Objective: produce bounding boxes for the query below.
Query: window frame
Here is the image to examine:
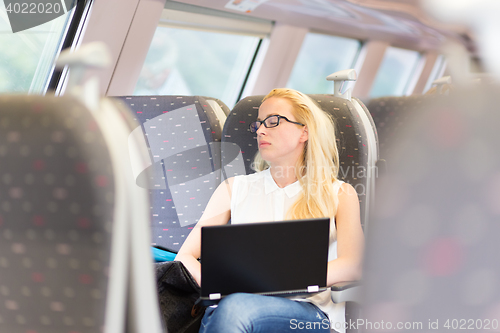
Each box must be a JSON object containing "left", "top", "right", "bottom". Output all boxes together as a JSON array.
[
  {"left": 285, "top": 30, "right": 363, "bottom": 95},
  {"left": 423, "top": 54, "right": 447, "bottom": 94},
  {"left": 47, "top": 0, "right": 95, "bottom": 95}
]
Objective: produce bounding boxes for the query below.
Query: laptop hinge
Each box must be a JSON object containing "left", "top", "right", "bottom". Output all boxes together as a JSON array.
[
  {"left": 209, "top": 293, "right": 221, "bottom": 300},
  {"left": 307, "top": 285, "right": 319, "bottom": 293}
]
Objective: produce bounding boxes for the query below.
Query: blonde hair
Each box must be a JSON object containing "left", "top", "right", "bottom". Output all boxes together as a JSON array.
[{"left": 253, "top": 88, "right": 340, "bottom": 219}]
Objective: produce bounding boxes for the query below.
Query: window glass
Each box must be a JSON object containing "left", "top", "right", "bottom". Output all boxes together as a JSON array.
[
  {"left": 370, "top": 46, "right": 421, "bottom": 98},
  {"left": 134, "top": 26, "right": 260, "bottom": 108},
  {"left": 286, "top": 33, "right": 361, "bottom": 94},
  {"left": 0, "top": 4, "right": 72, "bottom": 94},
  {"left": 423, "top": 55, "right": 446, "bottom": 93}
]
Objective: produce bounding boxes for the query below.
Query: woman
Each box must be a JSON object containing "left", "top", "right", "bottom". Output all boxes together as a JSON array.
[{"left": 175, "top": 88, "right": 364, "bottom": 332}]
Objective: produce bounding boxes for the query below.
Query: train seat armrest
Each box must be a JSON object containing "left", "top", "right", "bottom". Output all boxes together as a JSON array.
[{"left": 330, "top": 281, "right": 362, "bottom": 304}]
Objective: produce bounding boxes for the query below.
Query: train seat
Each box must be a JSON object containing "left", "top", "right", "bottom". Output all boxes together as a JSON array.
[
  {"left": 362, "top": 84, "right": 500, "bottom": 331},
  {"left": 222, "top": 92, "right": 378, "bottom": 229},
  {"left": 0, "top": 94, "right": 161, "bottom": 333},
  {"left": 115, "top": 95, "right": 229, "bottom": 253},
  {"left": 367, "top": 94, "right": 449, "bottom": 173},
  {"left": 221, "top": 85, "right": 379, "bottom": 332},
  {"left": 203, "top": 96, "right": 231, "bottom": 118},
  {"left": 367, "top": 77, "right": 453, "bottom": 168}
]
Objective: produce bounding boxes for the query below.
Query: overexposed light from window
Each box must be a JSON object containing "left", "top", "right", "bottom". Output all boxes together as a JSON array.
[
  {"left": 286, "top": 33, "right": 361, "bottom": 94},
  {"left": 134, "top": 26, "right": 261, "bottom": 108},
  {"left": 370, "top": 46, "right": 421, "bottom": 98}
]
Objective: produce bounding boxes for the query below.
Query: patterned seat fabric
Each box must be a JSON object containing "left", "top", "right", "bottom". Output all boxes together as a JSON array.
[
  {"left": 367, "top": 95, "right": 442, "bottom": 163},
  {"left": 362, "top": 85, "right": 500, "bottom": 330},
  {"left": 222, "top": 94, "right": 378, "bottom": 228},
  {"left": 116, "top": 95, "right": 227, "bottom": 251},
  {"left": 0, "top": 95, "right": 115, "bottom": 332}
]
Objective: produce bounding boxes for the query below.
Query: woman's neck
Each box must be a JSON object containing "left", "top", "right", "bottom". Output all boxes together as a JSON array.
[{"left": 269, "top": 164, "right": 298, "bottom": 188}]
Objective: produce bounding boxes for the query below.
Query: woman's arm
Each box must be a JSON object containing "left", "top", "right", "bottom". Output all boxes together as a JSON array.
[
  {"left": 326, "top": 182, "right": 364, "bottom": 286},
  {"left": 175, "top": 177, "right": 234, "bottom": 286}
]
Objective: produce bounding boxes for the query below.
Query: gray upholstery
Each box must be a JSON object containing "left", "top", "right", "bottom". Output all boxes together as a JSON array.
[
  {"left": 362, "top": 85, "right": 500, "bottom": 330},
  {"left": 367, "top": 95, "right": 442, "bottom": 164},
  {"left": 0, "top": 95, "right": 115, "bottom": 332},
  {"left": 116, "top": 95, "right": 227, "bottom": 251}
]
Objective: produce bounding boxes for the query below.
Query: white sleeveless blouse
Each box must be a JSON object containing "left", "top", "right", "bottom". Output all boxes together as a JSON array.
[{"left": 230, "top": 168, "right": 346, "bottom": 333}]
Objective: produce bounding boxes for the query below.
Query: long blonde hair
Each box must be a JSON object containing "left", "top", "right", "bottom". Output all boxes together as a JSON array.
[{"left": 253, "top": 88, "right": 340, "bottom": 219}]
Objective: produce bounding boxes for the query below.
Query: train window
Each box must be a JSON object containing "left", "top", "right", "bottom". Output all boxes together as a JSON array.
[
  {"left": 369, "top": 46, "right": 421, "bottom": 98},
  {"left": 423, "top": 54, "right": 447, "bottom": 93},
  {"left": 134, "top": 3, "right": 271, "bottom": 107},
  {"left": 134, "top": 26, "right": 260, "bottom": 107},
  {"left": 0, "top": 4, "right": 76, "bottom": 94},
  {"left": 286, "top": 33, "right": 361, "bottom": 94}
]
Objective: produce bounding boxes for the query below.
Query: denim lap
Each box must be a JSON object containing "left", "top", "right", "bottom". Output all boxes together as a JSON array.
[{"left": 200, "top": 293, "right": 331, "bottom": 333}]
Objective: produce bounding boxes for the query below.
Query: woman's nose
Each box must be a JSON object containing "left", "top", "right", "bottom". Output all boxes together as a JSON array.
[
  {"left": 255, "top": 124, "right": 266, "bottom": 136},
  {"left": 256, "top": 123, "right": 266, "bottom": 135}
]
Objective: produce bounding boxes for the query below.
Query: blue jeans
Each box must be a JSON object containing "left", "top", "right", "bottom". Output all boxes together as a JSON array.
[{"left": 199, "top": 293, "right": 331, "bottom": 332}]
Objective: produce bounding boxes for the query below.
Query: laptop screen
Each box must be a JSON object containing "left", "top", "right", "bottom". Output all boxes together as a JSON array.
[{"left": 201, "top": 218, "right": 330, "bottom": 299}]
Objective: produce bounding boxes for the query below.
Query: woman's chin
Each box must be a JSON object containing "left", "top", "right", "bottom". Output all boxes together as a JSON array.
[{"left": 258, "top": 151, "right": 273, "bottom": 163}]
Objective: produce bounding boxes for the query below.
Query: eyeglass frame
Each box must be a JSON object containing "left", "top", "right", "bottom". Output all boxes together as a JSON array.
[{"left": 249, "top": 114, "right": 305, "bottom": 133}]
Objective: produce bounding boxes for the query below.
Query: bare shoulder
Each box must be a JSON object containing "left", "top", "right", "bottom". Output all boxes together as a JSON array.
[
  {"left": 197, "top": 177, "right": 235, "bottom": 225},
  {"left": 338, "top": 182, "right": 358, "bottom": 198},
  {"left": 225, "top": 176, "right": 236, "bottom": 184},
  {"left": 214, "top": 176, "right": 236, "bottom": 194},
  {"left": 336, "top": 182, "right": 361, "bottom": 218}
]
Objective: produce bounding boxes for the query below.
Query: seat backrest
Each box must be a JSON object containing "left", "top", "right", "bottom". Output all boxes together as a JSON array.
[
  {"left": 98, "top": 97, "right": 163, "bottom": 333},
  {"left": 203, "top": 96, "right": 231, "bottom": 116},
  {"left": 0, "top": 95, "right": 122, "bottom": 333},
  {"left": 221, "top": 94, "right": 378, "bottom": 228},
  {"left": 362, "top": 85, "right": 500, "bottom": 329},
  {"left": 367, "top": 95, "right": 443, "bottom": 163},
  {"left": 116, "top": 95, "right": 228, "bottom": 251}
]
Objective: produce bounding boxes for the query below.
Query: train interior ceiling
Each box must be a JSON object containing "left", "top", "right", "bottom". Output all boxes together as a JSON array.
[
  {"left": 1, "top": 0, "right": 500, "bottom": 332},
  {"left": 1, "top": 0, "right": 493, "bottom": 104},
  {"left": 80, "top": 0, "right": 485, "bottom": 105}
]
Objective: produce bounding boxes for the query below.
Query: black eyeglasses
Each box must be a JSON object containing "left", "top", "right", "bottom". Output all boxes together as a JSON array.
[{"left": 249, "top": 115, "right": 305, "bottom": 133}]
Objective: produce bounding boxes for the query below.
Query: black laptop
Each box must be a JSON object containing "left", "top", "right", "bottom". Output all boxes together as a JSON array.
[{"left": 199, "top": 218, "right": 330, "bottom": 305}]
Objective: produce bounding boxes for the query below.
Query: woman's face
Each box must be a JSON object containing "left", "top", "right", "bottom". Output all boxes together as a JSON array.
[{"left": 256, "top": 97, "right": 308, "bottom": 167}]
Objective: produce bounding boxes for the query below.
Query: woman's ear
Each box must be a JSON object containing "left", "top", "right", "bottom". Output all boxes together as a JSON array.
[{"left": 300, "top": 126, "right": 308, "bottom": 143}]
